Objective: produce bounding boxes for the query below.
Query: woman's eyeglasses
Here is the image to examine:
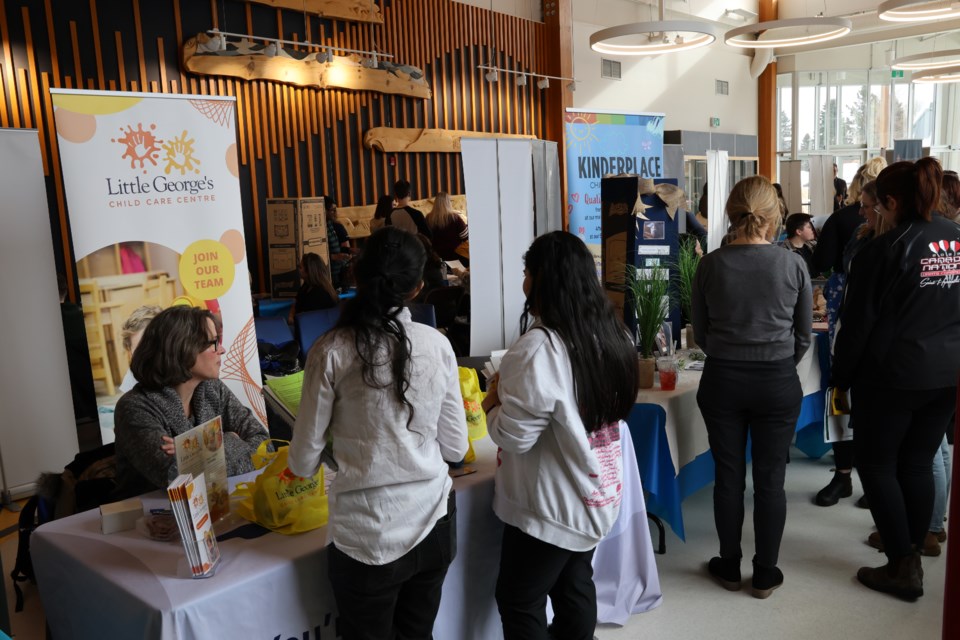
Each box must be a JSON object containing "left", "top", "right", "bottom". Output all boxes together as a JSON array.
[{"left": 203, "top": 335, "right": 223, "bottom": 351}]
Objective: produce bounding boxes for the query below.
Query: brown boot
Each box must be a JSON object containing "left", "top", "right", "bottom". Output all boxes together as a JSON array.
[
  {"left": 921, "top": 531, "right": 941, "bottom": 557},
  {"left": 934, "top": 529, "right": 947, "bottom": 543},
  {"left": 857, "top": 553, "right": 923, "bottom": 601}
]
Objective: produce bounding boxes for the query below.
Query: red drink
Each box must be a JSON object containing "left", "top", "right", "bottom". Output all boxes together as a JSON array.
[{"left": 660, "top": 370, "right": 677, "bottom": 391}]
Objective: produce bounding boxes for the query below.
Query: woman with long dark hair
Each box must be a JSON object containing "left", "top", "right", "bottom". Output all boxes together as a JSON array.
[
  {"left": 482, "top": 231, "right": 638, "bottom": 640},
  {"left": 692, "top": 175, "right": 812, "bottom": 599},
  {"left": 833, "top": 157, "right": 960, "bottom": 601},
  {"left": 287, "top": 252, "right": 338, "bottom": 324},
  {"left": 287, "top": 226, "right": 469, "bottom": 638}
]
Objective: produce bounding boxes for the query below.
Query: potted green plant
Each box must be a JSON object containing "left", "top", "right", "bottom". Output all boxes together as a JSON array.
[
  {"left": 626, "top": 264, "right": 673, "bottom": 388},
  {"left": 674, "top": 237, "right": 702, "bottom": 349}
]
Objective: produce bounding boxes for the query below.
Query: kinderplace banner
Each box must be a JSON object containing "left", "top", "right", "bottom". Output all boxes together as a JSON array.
[
  {"left": 51, "top": 89, "right": 264, "bottom": 424},
  {"left": 564, "top": 110, "right": 664, "bottom": 270}
]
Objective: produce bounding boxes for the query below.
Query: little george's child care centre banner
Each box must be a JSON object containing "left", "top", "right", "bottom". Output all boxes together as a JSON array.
[
  {"left": 51, "top": 90, "right": 265, "bottom": 424},
  {"left": 564, "top": 110, "right": 665, "bottom": 270}
]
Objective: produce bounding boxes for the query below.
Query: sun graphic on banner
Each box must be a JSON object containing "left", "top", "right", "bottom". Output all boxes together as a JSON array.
[
  {"left": 565, "top": 114, "right": 600, "bottom": 156},
  {"left": 112, "top": 123, "right": 162, "bottom": 173},
  {"left": 162, "top": 130, "right": 202, "bottom": 175},
  {"left": 221, "top": 315, "right": 266, "bottom": 425}
]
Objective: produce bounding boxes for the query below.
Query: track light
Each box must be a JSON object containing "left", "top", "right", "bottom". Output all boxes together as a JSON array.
[
  {"left": 263, "top": 43, "right": 278, "bottom": 58},
  {"left": 485, "top": 70, "right": 499, "bottom": 82},
  {"left": 516, "top": 73, "right": 527, "bottom": 86},
  {"left": 537, "top": 77, "right": 550, "bottom": 89}
]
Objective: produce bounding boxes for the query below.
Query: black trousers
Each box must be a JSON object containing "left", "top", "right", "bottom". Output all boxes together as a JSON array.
[
  {"left": 832, "top": 440, "right": 855, "bottom": 471},
  {"left": 697, "top": 357, "right": 802, "bottom": 568},
  {"left": 327, "top": 492, "right": 457, "bottom": 640},
  {"left": 852, "top": 385, "right": 956, "bottom": 559},
  {"left": 495, "top": 525, "right": 597, "bottom": 640}
]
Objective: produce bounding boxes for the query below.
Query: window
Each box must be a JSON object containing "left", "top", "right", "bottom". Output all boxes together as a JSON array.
[{"left": 777, "top": 73, "right": 792, "bottom": 153}]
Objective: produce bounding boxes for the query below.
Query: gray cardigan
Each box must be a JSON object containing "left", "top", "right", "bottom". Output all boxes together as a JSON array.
[
  {"left": 692, "top": 243, "right": 812, "bottom": 364},
  {"left": 114, "top": 379, "right": 269, "bottom": 497}
]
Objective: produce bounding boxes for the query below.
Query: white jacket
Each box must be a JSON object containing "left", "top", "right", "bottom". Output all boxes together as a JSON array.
[
  {"left": 488, "top": 325, "right": 623, "bottom": 552},
  {"left": 289, "top": 308, "right": 469, "bottom": 565}
]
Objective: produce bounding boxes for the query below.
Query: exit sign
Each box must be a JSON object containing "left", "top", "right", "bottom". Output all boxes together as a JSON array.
[
  {"left": 891, "top": 70, "right": 904, "bottom": 78},
  {"left": 709, "top": 117, "right": 720, "bottom": 127}
]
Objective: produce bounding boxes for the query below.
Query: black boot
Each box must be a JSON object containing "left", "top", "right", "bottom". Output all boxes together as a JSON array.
[
  {"left": 707, "top": 556, "right": 741, "bottom": 591},
  {"left": 751, "top": 558, "right": 784, "bottom": 599},
  {"left": 815, "top": 470, "right": 852, "bottom": 506},
  {"left": 857, "top": 553, "right": 923, "bottom": 602}
]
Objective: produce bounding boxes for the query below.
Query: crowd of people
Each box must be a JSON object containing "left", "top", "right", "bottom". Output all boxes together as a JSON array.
[{"left": 103, "top": 156, "right": 958, "bottom": 638}]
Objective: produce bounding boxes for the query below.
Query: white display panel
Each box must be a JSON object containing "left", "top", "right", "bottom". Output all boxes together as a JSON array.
[{"left": 0, "top": 129, "right": 79, "bottom": 495}]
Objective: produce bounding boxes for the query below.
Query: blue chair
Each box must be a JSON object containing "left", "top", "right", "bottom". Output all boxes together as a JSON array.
[
  {"left": 408, "top": 303, "right": 437, "bottom": 328},
  {"left": 295, "top": 307, "right": 341, "bottom": 359},
  {"left": 254, "top": 315, "right": 294, "bottom": 347}
]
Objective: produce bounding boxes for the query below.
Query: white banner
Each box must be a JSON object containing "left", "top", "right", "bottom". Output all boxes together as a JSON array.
[
  {"left": 51, "top": 90, "right": 264, "bottom": 424},
  {"left": 0, "top": 129, "right": 79, "bottom": 495}
]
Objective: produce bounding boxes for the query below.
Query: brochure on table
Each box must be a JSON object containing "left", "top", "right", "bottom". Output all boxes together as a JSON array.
[
  {"left": 174, "top": 416, "right": 229, "bottom": 522},
  {"left": 167, "top": 472, "right": 220, "bottom": 578}
]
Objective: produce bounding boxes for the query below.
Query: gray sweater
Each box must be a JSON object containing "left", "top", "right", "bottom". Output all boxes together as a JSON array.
[
  {"left": 114, "top": 379, "right": 269, "bottom": 497},
  {"left": 691, "top": 244, "right": 812, "bottom": 363}
]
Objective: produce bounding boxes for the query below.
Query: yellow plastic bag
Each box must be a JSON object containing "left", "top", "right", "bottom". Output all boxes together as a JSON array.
[
  {"left": 232, "top": 439, "right": 328, "bottom": 535},
  {"left": 458, "top": 367, "right": 487, "bottom": 463}
]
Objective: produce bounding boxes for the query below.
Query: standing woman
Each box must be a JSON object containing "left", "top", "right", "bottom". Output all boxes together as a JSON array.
[
  {"left": 482, "top": 231, "right": 638, "bottom": 640},
  {"left": 833, "top": 158, "right": 960, "bottom": 601},
  {"left": 692, "top": 176, "right": 812, "bottom": 598},
  {"left": 287, "top": 227, "right": 469, "bottom": 639}
]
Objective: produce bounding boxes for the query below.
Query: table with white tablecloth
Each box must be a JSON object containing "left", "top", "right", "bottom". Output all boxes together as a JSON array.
[{"left": 33, "top": 424, "right": 661, "bottom": 639}]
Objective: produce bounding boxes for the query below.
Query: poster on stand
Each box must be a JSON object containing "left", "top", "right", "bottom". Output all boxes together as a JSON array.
[
  {"left": 564, "top": 110, "right": 664, "bottom": 273},
  {"left": 51, "top": 89, "right": 264, "bottom": 426}
]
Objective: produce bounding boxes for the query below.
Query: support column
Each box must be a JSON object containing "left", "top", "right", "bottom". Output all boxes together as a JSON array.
[
  {"left": 757, "top": 0, "right": 778, "bottom": 179},
  {"left": 542, "top": 0, "right": 574, "bottom": 229}
]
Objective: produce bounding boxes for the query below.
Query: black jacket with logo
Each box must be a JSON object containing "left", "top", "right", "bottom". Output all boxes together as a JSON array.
[{"left": 833, "top": 215, "right": 960, "bottom": 391}]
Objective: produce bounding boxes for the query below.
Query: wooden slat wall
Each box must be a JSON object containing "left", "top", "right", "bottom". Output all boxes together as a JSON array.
[{"left": 0, "top": 0, "right": 548, "bottom": 292}]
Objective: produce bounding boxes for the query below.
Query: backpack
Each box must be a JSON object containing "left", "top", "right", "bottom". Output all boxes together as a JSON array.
[{"left": 10, "top": 443, "right": 118, "bottom": 612}]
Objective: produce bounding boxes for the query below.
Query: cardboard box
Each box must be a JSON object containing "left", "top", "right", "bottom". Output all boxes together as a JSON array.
[
  {"left": 100, "top": 497, "right": 143, "bottom": 534},
  {"left": 266, "top": 198, "right": 330, "bottom": 298}
]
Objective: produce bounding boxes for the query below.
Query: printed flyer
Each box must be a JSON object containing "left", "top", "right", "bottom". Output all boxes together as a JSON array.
[{"left": 51, "top": 89, "right": 264, "bottom": 425}]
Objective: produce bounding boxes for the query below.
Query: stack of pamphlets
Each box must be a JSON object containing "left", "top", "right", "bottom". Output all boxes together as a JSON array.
[{"left": 167, "top": 472, "right": 221, "bottom": 578}]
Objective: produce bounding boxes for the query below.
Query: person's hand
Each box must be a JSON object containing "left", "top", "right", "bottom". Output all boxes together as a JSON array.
[
  {"left": 482, "top": 373, "right": 501, "bottom": 413},
  {"left": 161, "top": 436, "right": 176, "bottom": 456}
]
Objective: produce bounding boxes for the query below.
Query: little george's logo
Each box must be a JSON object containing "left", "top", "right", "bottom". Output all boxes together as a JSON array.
[
  {"left": 106, "top": 122, "right": 216, "bottom": 208},
  {"left": 920, "top": 240, "right": 960, "bottom": 289}
]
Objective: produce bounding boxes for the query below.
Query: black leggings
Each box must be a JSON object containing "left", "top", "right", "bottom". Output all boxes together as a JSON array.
[
  {"left": 832, "top": 440, "right": 854, "bottom": 470},
  {"left": 853, "top": 385, "right": 956, "bottom": 559}
]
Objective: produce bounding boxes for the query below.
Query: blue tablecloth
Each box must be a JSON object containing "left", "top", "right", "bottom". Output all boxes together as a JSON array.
[{"left": 629, "top": 332, "right": 832, "bottom": 541}]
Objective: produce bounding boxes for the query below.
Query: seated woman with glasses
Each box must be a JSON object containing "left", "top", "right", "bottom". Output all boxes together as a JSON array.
[{"left": 114, "top": 305, "right": 269, "bottom": 498}]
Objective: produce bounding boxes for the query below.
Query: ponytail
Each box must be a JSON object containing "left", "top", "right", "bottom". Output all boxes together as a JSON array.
[
  {"left": 725, "top": 176, "right": 781, "bottom": 241},
  {"left": 915, "top": 157, "right": 943, "bottom": 222},
  {"left": 877, "top": 158, "right": 943, "bottom": 224}
]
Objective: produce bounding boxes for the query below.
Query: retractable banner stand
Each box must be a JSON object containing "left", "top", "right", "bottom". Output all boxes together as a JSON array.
[
  {"left": 564, "top": 110, "right": 665, "bottom": 273},
  {"left": 0, "top": 129, "right": 79, "bottom": 496},
  {"left": 51, "top": 90, "right": 265, "bottom": 425},
  {"left": 706, "top": 150, "right": 729, "bottom": 254}
]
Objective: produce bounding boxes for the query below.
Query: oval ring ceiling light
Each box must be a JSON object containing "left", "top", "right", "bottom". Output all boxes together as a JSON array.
[
  {"left": 911, "top": 64, "right": 960, "bottom": 83},
  {"left": 878, "top": 0, "right": 960, "bottom": 23},
  {"left": 893, "top": 48, "right": 960, "bottom": 70},
  {"left": 590, "top": 20, "right": 719, "bottom": 55},
  {"left": 724, "top": 17, "right": 852, "bottom": 49}
]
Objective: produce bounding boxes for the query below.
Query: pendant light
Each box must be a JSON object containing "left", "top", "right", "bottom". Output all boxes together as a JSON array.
[
  {"left": 879, "top": 0, "right": 960, "bottom": 23},
  {"left": 590, "top": 0, "right": 719, "bottom": 56}
]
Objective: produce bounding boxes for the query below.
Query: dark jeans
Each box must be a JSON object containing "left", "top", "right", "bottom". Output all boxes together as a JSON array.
[
  {"left": 852, "top": 385, "right": 956, "bottom": 559},
  {"left": 697, "top": 357, "right": 802, "bottom": 568},
  {"left": 495, "top": 525, "right": 597, "bottom": 640},
  {"left": 328, "top": 492, "right": 457, "bottom": 640}
]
